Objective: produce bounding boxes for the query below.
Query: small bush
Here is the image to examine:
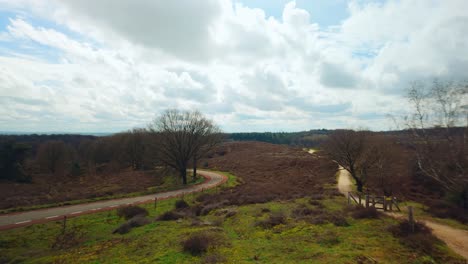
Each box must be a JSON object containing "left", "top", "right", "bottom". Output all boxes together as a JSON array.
[
  {"left": 309, "top": 194, "right": 325, "bottom": 201},
  {"left": 214, "top": 208, "right": 237, "bottom": 218},
  {"left": 291, "top": 205, "right": 318, "bottom": 218},
  {"left": 182, "top": 232, "right": 217, "bottom": 256},
  {"left": 203, "top": 253, "right": 227, "bottom": 264},
  {"left": 350, "top": 206, "right": 379, "bottom": 219},
  {"left": 309, "top": 200, "right": 325, "bottom": 208},
  {"left": 316, "top": 230, "right": 340, "bottom": 246},
  {"left": 388, "top": 220, "right": 432, "bottom": 237},
  {"left": 113, "top": 222, "right": 132, "bottom": 234},
  {"left": 255, "top": 212, "right": 286, "bottom": 229},
  {"left": 427, "top": 200, "right": 468, "bottom": 224},
  {"left": 157, "top": 210, "right": 185, "bottom": 221},
  {"left": 117, "top": 206, "right": 148, "bottom": 220},
  {"left": 388, "top": 220, "right": 437, "bottom": 254},
  {"left": 51, "top": 226, "right": 85, "bottom": 249},
  {"left": 113, "top": 216, "right": 151, "bottom": 234},
  {"left": 175, "top": 199, "right": 189, "bottom": 209},
  {"left": 329, "top": 214, "right": 349, "bottom": 227},
  {"left": 200, "top": 201, "right": 229, "bottom": 216}
]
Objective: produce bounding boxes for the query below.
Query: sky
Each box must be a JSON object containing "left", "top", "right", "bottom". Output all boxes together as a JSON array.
[{"left": 0, "top": 0, "right": 467, "bottom": 133}]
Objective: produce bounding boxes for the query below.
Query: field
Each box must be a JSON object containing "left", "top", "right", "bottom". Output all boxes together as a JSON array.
[
  {"left": 0, "top": 168, "right": 192, "bottom": 213},
  {"left": 0, "top": 142, "right": 465, "bottom": 263}
]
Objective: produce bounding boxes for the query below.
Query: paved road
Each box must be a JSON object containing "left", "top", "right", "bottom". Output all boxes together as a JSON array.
[{"left": 0, "top": 170, "right": 227, "bottom": 231}]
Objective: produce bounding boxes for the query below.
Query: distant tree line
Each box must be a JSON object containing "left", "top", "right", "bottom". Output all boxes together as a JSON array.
[
  {"left": 0, "top": 110, "right": 222, "bottom": 186},
  {"left": 227, "top": 129, "right": 330, "bottom": 147}
]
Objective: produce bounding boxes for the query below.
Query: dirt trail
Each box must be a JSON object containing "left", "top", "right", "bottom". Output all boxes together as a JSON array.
[
  {"left": 337, "top": 167, "right": 353, "bottom": 195},
  {"left": 336, "top": 168, "right": 468, "bottom": 260}
]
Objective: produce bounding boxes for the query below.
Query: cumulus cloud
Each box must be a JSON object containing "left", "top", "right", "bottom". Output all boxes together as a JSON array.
[{"left": 0, "top": 0, "right": 467, "bottom": 132}]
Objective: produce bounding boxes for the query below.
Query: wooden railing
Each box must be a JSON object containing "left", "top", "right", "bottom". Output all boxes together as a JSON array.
[{"left": 348, "top": 192, "right": 400, "bottom": 212}]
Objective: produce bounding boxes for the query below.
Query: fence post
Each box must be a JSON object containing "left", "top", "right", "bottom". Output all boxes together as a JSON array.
[
  {"left": 408, "top": 206, "right": 415, "bottom": 233},
  {"left": 62, "top": 216, "right": 67, "bottom": 234},
  {"left": 358, "top": 194, "right": 362, "bottom": 205},
  {"left": 365, "top": 195, "right": 369, "bottom": 208},
  {"left": 347, "top": 192, "right": 350, "bottom": 205},
  {"left": 154, "top": 197, "right": 158, "bottom": 210},
  {"left": 383, "top": 197, "right": 387, "bottom": 211}
]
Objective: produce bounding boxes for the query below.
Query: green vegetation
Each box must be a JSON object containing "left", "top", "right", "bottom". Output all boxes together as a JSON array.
[
  {"left": 228, "top": 130, "right": 330, "bottom": 147},
  {"left": 0, "top": 172, "right": 463, "bottom": 264}
]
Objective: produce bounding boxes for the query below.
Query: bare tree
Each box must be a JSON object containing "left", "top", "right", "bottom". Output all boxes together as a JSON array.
[
  {"left": 148, "top": 109, "right": 222, "bottom": 184},
  {"left": 366, "top": 135, "right": 410, "bottom": 196},
  {"left": 406, "top": 79, "right": 468, "bottom": 207},
  {"left": 322, "top": 130, "right": 375, "bottom": 192},
  {"left": 323, "top": 130, "right": 408, "bottom": 195}
]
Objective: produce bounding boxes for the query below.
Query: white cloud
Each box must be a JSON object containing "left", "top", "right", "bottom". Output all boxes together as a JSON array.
[{"left": 0, "top": 0, "right": 467, "bottom": 132}]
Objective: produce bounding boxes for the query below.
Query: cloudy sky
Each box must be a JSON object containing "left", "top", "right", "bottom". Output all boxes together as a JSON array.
[{"left": 0, "top": 0, "right": 467, "bottom": 133}]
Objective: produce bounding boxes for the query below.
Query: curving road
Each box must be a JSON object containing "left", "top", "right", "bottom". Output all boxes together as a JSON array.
[{"left": 0, "top": 170, "right": 227, "bottom": 231}]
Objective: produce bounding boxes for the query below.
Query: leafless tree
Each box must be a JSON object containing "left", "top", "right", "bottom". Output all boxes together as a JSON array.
[
  {"left": 148, "top": 109, "right": 222, "bottom": 184},
  {"left": 323, "top": 130, "right": 409, "bottom": 195},
  {"left": 366, "top": 135, "right": 410, "bottom": 196},
  {"left": 406, "top": 79, "right": 468, "bottom": 207},
  {"left": 322, "top": 130, "right": 375, "bottom": 192}
]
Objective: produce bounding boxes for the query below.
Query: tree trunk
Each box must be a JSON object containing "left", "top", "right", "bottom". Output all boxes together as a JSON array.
[
  {"left": 180, "top": 167, "right": 187, "bottom": 185},
  {"left": 192, "top": 157, "right": 197, "bottom": 181},
  {"left": 356, "top": 180, "right": 364, "bottom": 193}
]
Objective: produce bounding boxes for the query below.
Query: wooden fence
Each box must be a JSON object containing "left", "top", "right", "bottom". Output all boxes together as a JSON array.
[{"left": 347, "top": 192, "right": 400, "bottom": 212}]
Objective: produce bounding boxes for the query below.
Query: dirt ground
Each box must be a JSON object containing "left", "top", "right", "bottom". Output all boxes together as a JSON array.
[
  {"left": 199, "top": 141, "right": 338, "bottom": 206},
  {"left": 0, "top": 169, "right": 164, "bottom": 210}
]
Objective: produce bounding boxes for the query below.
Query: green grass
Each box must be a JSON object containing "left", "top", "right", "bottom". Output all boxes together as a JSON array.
[
  {"left": 0, "top": 172, "right": 205, "bottom": 214},
  {"left": 1, "top": 175, "right": 464, "bottom": 264},
  {"left": 206, "top": 170, "right": 241, "bottom": 189}
]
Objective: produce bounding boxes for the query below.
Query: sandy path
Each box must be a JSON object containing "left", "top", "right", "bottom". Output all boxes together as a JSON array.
[
  {"left": 337, "top": 167, "right": 353, "bottom": 196},
  {"left": 336, "top": 168, "right": 468, "bottom": 260},
  {"left": 0, "top": 170, "right": 227, "bottom": 231}
]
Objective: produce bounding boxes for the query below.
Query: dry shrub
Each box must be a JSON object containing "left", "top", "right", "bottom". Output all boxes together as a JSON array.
[
  {"left": 113, "top": 216, "right": 151, "bottom": 234},
  {"left": 388, "top": 220, "right": 432, "bottom": 238},
  {"left": 255, "top": 212, "right": 286, "bottom": 229},
  {"left": 203, "top": 253, "right": 227, "bottom": 264},
  {"left": 388, "top": 220, "right": 440, "bottom": 256},
  {"left": 182, "top": 231, "right": 225, "bottom": 256},
  {"left": 175, "top": 199, "right": 189, "bottom": 209},
  {"left": 200, "top": 201, "right": 229, "bottom": 216},
  {"left": 51, "top": 226, "right": 85, "bottom": 249},
  {"left": 427, "top": 201, "right": 468, "bottom": 224},
  {"left": 309, "top": 199, "right": 325, "bottom": 208},
  {"left": 309, "top": 194, "right": 325, "bottom": 200},
  {"left": 292, "top": 205, "right": 317, "bottom": 217},
  {"left": 328, "top": 214, "right": 350, "bottom": 227},
  {"left": 157, "top": 210, "right": 185, "bottom": 221},
  {"left": 292, "top": 205, "right": 349, "bottom": 226},
  {"left": 316, "top": 230, "right": 340, "bottom": 246},
  {"left": 350, "top": 206, "right": 379, "bottom": 219},
  {"left": 117, "top": 205, "right": 148, "bottom": 220},
  {"left": 214, "top": 208, "right": 237, "bottom": 218}
]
